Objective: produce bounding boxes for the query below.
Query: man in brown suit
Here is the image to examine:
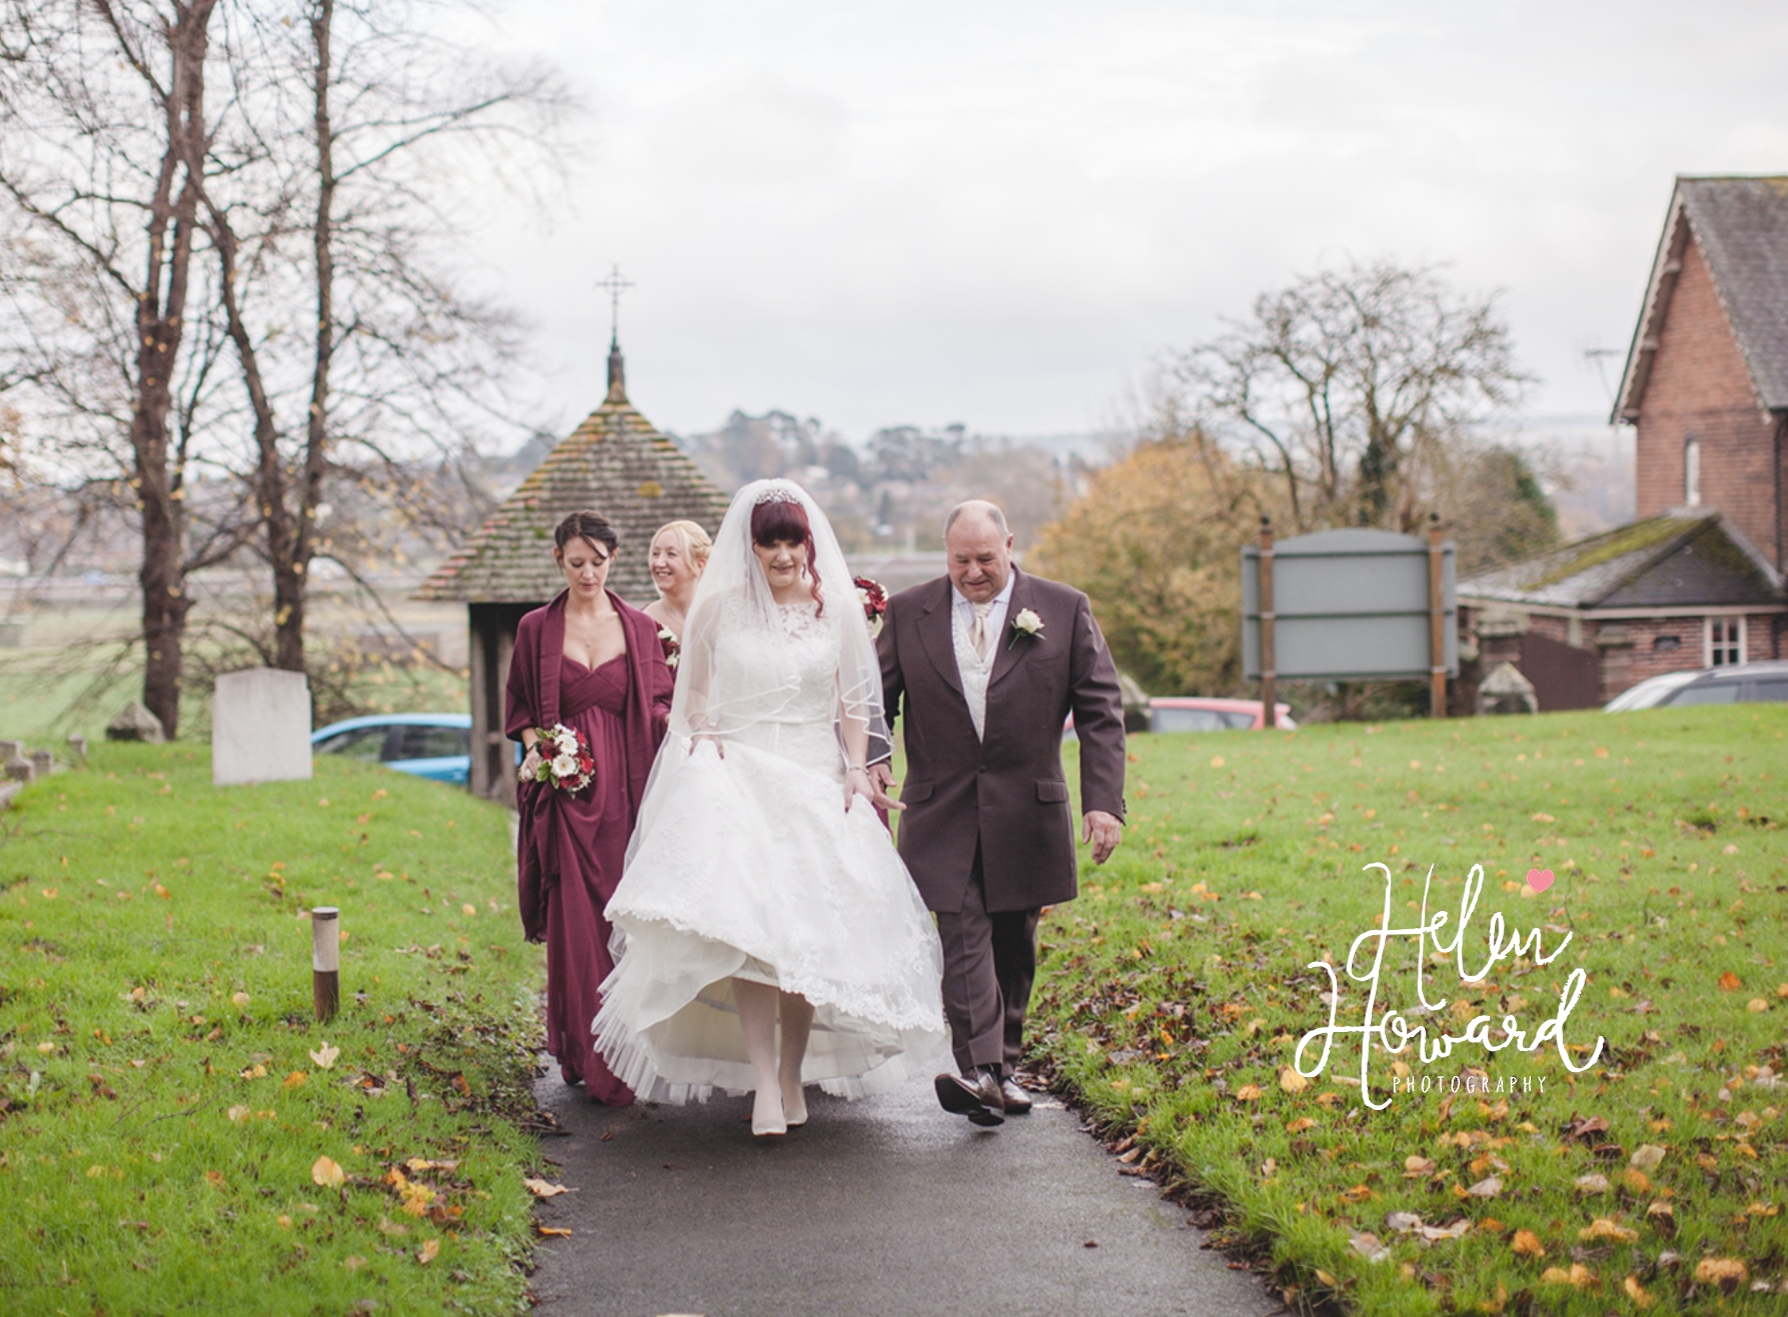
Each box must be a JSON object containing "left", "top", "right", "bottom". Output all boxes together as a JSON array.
[{"left": 872, "top": 500, "right": 1125, "bottom": 1125}]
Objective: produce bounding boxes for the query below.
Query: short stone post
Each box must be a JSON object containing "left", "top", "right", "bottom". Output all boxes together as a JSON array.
[
  {"left": 312, "top": 907, "right": 340, "bottom": 1023},
  {"left": 30, "top": 749, "right": 53, "bottom": 779},
  {"left": 67, "top": 735, "right": 88, "bottom": 762},
  {"left": 0, "top": 739, "right": 20, "bottom": 763}
]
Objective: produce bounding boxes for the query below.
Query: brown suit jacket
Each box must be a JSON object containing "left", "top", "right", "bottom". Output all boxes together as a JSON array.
[{"left": 878, "top": 567, "right": 1126, "bottom": 915}]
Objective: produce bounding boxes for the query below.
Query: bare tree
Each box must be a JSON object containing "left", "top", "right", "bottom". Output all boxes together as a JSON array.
[
  {"left": 0, "top": 0, "right": 248, "bottom": 737},
  {"left": 200, "top": 0, "right": 570, "bottom": 674},
  {"left": 1174, "top": 260, "right": 1532, "bottom": 534}
]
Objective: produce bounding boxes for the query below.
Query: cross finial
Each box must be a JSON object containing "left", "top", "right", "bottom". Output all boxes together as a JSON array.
[{"left": 597, "top": 264, "right": 634, "bottom": 346}]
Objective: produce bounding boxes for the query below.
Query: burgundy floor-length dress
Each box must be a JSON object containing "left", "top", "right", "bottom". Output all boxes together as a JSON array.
[{"left": 506, "top": 590, "right": 672, "bottom": 1103}]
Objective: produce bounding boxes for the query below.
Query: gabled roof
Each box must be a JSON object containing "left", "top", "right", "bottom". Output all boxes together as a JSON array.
[
  {"left": 414, "top": 347, "right": 732, "bottom": 605},
  {"left": 1613, "top": 175, "right": 1788, "bottom": 421},
  {"left": 1459, "top": 511, "right": 1785, "bottom": 612}
]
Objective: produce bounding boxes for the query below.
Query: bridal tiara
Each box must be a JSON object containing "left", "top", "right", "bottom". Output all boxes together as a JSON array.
[{"left": 753, "top": 486, "right": 801, "bottom": 505}]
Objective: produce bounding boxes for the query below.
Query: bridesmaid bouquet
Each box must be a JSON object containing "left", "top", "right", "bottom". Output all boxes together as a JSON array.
[
  {"left": 657, "top": 625, "right": 681, "bottom": 670},
  {"left": 528, "top": 723, "right": 595, "bottom": 795},
  {"left": 853, "top": 575, "right": 888, "bottom": 635}
]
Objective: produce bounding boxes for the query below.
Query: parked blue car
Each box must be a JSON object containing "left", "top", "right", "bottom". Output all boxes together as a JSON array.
[{"left": 311, "top": 713, "right": 472, "bottom": 786}]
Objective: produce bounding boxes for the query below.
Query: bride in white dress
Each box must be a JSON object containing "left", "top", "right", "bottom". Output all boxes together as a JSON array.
[{"left": 594, "top": 479, "right": 949, "bottom": 1136}]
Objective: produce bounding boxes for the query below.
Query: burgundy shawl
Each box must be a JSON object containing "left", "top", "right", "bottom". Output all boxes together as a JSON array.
[{"left": 505, "top": 590, "right": 673, "bottom": 941}]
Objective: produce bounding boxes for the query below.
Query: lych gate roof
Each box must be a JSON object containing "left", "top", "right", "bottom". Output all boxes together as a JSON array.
[
  {"left": 415, "top": 347, "right": 732, "bottom": 605},
  {"left": 1615, "top": 175, "right": 1788, "bottom": 420},
  {"left": 1459, "top": 511, "right": 1785, "bottom": 612}
]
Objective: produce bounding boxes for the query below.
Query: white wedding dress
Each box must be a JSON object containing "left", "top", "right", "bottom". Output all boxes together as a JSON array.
[{"left": 594, "top": 549, "right": 950, "bottom": 1102}]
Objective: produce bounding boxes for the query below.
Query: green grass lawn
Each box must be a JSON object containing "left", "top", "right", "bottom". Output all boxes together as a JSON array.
[
  {"left": 0, "top": 744, "right": 545, "bottom": 1315},
  {"left": 1034, "top": 705, "right": 1788, "bottom": 1315}
]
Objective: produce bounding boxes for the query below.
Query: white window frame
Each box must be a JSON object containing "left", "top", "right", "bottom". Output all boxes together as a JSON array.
[
  {"left": 1684, "top": 436, "right": 1701, "bottom": 507},
  {"left": 1705, "top": 615, "right": 1745, "bottom": 667}
]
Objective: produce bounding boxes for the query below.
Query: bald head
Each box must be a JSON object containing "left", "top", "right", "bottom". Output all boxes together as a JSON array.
[
  {"left": 944, "top": 500, "right": 1009, "bottom": 538},
  {"left": 944, "top": 499, "right": 1014, "bottom": 603}
]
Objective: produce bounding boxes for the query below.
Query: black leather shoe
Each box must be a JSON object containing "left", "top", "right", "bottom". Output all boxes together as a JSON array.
[
  {"left": 934, "top": 1070, "right": 1005, "bottom": 1126},
  {"left": 999, "top": 1076, "right": 1033, "bottom": 1114}
]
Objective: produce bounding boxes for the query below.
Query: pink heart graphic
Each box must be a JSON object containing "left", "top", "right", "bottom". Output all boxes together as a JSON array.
[{"left": 1525, "top": 868, "right": 1555, "bottom": 894}]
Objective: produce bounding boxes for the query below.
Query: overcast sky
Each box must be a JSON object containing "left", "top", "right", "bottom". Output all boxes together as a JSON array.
[{"left": 472, "top": 0, "right": 1788, "bottom": 446}]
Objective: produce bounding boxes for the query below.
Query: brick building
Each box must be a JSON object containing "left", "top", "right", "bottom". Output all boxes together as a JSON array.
[
  {"left": 1616, "top": 176, "right": 1788, "bottom": 570},
  {"left": 1457, "top": 176, "right": 1788, "bottom": 710},
  {"left": 415, "top": 340, "right": 730, "bottom": 801},
  {"left": 1458, "top": 511, "right": 1783, "bottom": 710}
]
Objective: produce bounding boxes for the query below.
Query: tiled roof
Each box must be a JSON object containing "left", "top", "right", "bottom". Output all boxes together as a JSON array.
[
  {"left": 1460, "top": 511, "right": 1785, "bottom": 612},
  {"left": 414, "top": 365, "right": 732, "bottom": 606},
  {"left": 1615, "top": 175, "right": 1788, "bottom": 419}
]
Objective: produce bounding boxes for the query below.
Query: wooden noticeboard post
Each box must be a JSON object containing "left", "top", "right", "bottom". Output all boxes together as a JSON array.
[{"left": 1257, "top": 517, "right": 1275, "bottom": 730}]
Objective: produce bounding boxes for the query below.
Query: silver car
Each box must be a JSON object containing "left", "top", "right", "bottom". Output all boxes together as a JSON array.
[{"left": 1604, "top": 660, "right": 1788, "bottom": 712}]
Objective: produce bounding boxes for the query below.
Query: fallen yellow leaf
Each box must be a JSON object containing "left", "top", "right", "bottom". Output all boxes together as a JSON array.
[
  {"left": 1692, "top": 1257, "right": 1747, "bottom": 1289},
  {"left": 309, "top": 1042, "right": 340, "bottom": 1070},
  {"left": 1538, "top": 1263, "right": 1597, "bottom": 1289},
  {"left": 1579, "top": 1218, "right": 1636, "bottom": 1243},
  {"left": 1234, "top": 1083, "right": 1262, "bottom": 1101},
  {"left": 1510, "top": 1229, "right": 1545, "bottom": 1258},
  {"left": 417, "top": 1239, "right": 440, "bottom": 1265},
  {"left": 311, "top": 1155, "right": 345, "bottom": 1189},
  {"left": 537, "top": 1225, "right": 572, "bottom": 1238},
  {"left": 524, "top": 1177, "right": 573, "bottom": 1198},
  {"left": 1279, "top": 1067, "right": 1308, "bottom": 1094},
  {"left": 227, "top": 1104, "right": 250, "bottom": 1123},
  {"left": 283, "top": 1071, "right": 308, "bottom": 1090},
  {"left": 1623, "top": 1275, "right": 1653, "bottom": 1309}
]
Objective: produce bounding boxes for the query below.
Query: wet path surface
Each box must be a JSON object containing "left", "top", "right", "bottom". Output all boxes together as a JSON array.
[{"left": 529, "top": 1072, "right": 1284, "bottom": 1317}]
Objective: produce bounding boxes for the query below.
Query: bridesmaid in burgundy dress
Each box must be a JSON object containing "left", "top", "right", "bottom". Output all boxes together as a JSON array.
[{"left": 506, "top": 511, "right": 673, "bottom": 1103}]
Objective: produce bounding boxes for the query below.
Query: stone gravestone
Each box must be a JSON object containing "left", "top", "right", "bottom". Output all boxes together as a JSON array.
[
  {"left": 31, "top": 749, "right": 53, "bottom": 779},
  {"left": 1477, "top": 661, "right": 1539, "bottom": 716},
  {"left": 212, "top": 668, "right": 313, "bottom": 786},
  {"left": 107, "top": 701, "right": 165, "bottom": 743},
  {"left": 0, "top": 739, "right": 20, "bottom": 762}
]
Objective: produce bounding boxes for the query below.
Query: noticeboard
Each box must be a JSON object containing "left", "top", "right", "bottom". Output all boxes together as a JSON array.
[{"left": 1242, "top": 527, "right": 1456, "bottom": 682}]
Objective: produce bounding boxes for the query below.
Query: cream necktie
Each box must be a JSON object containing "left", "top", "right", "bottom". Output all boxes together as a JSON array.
[{"left": 971, "top": 602, "right": 994, "bottom": 663}]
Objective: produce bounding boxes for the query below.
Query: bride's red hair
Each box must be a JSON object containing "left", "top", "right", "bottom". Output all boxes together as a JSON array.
[{"left": 750, "top": 497, "right": 823, "bottom": 614}]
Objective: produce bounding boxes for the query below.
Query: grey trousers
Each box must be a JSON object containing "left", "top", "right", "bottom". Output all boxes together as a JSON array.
[{"left": 935, "top": 846, "right": 1042, "bottom": 1074}]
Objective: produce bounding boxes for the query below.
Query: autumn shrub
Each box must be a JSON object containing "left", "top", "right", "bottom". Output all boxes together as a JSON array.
[
  {"left": 1032, "top": 705, "right": 1787, "bottom": 1314},
  {"left": 1030, "top": 434, "right": 1273, "bottom": 698},
  {"left": 0, "top": 744, "right": 545, "bottom": 1314}
]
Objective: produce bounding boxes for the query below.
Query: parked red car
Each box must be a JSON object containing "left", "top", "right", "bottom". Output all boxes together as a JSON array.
[
  {"left": 1146, "top": 696, "right": 1295, "bottom": 732},
  {"left": 1066, "top": 696, "right": 1295, "bottom": 738}
]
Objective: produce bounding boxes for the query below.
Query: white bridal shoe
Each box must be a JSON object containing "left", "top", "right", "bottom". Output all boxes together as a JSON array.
[
  {"left": 752, "top": 1089, "right": 787, "bottom": 1138},
  {"left": 782, "top": 1080, "right": 808, "bottom": 1129}
]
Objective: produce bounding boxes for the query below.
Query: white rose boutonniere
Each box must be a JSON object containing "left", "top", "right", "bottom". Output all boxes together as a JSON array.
[{"left": 1011, "top": 608, "right": 1044, "bottom": 641}]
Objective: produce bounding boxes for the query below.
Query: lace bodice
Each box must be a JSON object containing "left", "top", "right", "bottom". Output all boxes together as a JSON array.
[{"left": 707, "top": 596, "right": 840, "bottom": 729}]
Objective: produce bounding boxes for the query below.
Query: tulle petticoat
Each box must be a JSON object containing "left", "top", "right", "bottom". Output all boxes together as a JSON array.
[{"left": 593, "top": 735, "right": 950, "bottom": 1102}]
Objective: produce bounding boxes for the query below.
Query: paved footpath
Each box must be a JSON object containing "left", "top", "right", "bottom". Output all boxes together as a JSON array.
[{"left": 529, "top": 1069, "right": 1285, "bottom": 1317}]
